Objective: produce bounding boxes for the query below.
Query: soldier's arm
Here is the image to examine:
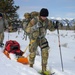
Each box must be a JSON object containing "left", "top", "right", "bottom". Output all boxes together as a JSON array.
[
  {"left": 47, "top": 20, "right": 56, "bottom": 31},
  {"left": 48, "top": 20, "right": 59, "bottom": 31}
]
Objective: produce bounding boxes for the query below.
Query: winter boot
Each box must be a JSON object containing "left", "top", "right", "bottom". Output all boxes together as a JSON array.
[
  {"left": 42, "top": 65, "right": 46, "bottom": 72},
  {"left": 0, "top": 44, "right": 3, "bottom": 47},
  {"left": 30, "top": 64, "right": 33, "bottom": 67},
  {"left": 1, "top": 43, "right": 4, "bottom": 46},
  {"left": 39, "top": 70, "right": 51, "bottom": 75},
  {"left": 0, "top": 43, "right": 4, "bottom": 47},
  {"left": 41, "top": 65, "right": 51, "bottom": 75}
]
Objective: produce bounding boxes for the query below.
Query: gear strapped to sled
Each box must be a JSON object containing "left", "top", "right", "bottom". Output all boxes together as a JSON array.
[
  {"left": 3, "top": 40, "right": 29, "bottom": 64},
  {"left": 4, "top": 40, "right": 23, "bottom": 55}
]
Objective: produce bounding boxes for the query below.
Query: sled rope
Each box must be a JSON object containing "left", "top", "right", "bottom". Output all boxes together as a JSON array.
[{"left": 23, "top": 39, "right": 36, "bottom": 56}]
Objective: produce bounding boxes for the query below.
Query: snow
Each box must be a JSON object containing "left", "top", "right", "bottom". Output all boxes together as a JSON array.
[{"left": 0, "top": 28, "right": 75, "bottom": 75}]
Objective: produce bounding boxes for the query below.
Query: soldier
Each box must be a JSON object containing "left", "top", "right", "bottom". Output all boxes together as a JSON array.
[
  {"left": 0, "top": 13, "right": 8, "bottom": 47},
  {"left": 25, "top": 8, "right": 58, "bottom": 74}
]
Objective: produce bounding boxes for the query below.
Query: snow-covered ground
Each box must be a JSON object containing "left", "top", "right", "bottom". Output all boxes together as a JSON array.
[{"left": 0, "top": 29, "right": 75, "bottom": 75}]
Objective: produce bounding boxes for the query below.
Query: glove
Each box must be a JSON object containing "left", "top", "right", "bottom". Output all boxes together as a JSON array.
[{"left": 54, "top": 20, "right": 59, "bottom": 29}]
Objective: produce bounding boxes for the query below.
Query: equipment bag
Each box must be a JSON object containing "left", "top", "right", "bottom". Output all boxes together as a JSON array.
[{"left": 4, "top": 40, "right": 23, "bottom": 56}]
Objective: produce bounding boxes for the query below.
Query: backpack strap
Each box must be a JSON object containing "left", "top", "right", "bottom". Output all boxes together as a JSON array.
[{"left": 34, "top": 17, "right": 38, "bottom": 23}]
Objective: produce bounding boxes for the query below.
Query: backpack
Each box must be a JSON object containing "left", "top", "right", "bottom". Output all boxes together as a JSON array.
[
  {"left": 22, "top": 19, "right": 31, "bottom": 33},
  {"left": 22, "top": 11, "right": 39, "bottom": 35},
  {"left": 4, "top": 40, "right": 23, "bottom": 56}
]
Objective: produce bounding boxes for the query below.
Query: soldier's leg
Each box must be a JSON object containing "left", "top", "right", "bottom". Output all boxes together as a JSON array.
[
  {"left": 29, "top": 39, "right": 37, "bottom": 67},
  {"left": 1, "top": 32, "right": 4, "bottom": 43},
  {"left": 0, "top": 32, "right": 4, "bottom": 46},
  {"left": 41, "top": 48, "right": 49, "bottom": 72},
  {"left": 0, "top": 33, "right": 2, "bottom": 43},
  {"left": 40, "top": 38, "right": 49, "bottom": 72}
]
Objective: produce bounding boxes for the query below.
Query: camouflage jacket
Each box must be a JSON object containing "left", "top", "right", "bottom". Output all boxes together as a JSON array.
[{"left": 25, "top": 16, "right": 56, "bottom": 39}]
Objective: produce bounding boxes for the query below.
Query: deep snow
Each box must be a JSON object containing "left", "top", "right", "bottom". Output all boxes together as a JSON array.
[{"left": 0, "top": 29, "right": 75, "bottom": 75}]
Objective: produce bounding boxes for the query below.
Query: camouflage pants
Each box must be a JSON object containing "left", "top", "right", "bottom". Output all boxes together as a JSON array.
[
  {"left": 0, "top": 32, "right": 4, "bottom": 43},
  {"left": 29, "top": 37, "right": 49, "bottom": 66}
]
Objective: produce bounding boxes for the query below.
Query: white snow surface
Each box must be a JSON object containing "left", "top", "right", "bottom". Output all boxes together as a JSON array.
[{"left": 0, "top": 28, "right": 75, "bottom": 75}]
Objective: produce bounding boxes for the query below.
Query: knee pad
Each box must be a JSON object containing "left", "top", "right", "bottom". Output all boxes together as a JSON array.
[{"left": 41, "top": 40, "right": 49, "bottom": 50}]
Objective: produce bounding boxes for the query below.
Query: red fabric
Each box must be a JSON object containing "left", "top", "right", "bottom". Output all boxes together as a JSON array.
[{"left": 4, "top": 40, "right": 23, "bottom": 56}]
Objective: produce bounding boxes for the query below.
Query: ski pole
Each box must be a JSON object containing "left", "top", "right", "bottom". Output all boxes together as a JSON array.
[{"left": 56, "top": 21, "right": 64, "bottom": 71}]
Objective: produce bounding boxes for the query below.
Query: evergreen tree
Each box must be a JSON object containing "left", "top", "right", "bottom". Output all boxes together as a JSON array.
[{"left": 0, "top": 0, "right": 19, "bottom": 20}]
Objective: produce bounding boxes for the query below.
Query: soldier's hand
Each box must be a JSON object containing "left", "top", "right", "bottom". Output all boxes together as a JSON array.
[{"left": 54, "top": 20, "right": 59, "bottom": 29}]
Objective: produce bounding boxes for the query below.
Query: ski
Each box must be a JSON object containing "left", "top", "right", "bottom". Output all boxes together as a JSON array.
[
  {"left": 39, "top": 72, "right": 55, "bottom": 75},
  {"left": 38, "top": 70, "right": 55, "bottom": 75}
]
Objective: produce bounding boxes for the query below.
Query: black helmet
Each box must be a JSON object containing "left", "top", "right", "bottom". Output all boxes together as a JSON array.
[
  {"left": 40, "top": 8, "right": 49, "bottom": 17},
  {"left": 0, "top": 13, "right": 3, "bottom": 17}
]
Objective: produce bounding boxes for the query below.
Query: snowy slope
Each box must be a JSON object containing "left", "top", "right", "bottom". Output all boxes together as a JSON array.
[{"left": 0, "top": 29, "right": 75, "bottom": 75}]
